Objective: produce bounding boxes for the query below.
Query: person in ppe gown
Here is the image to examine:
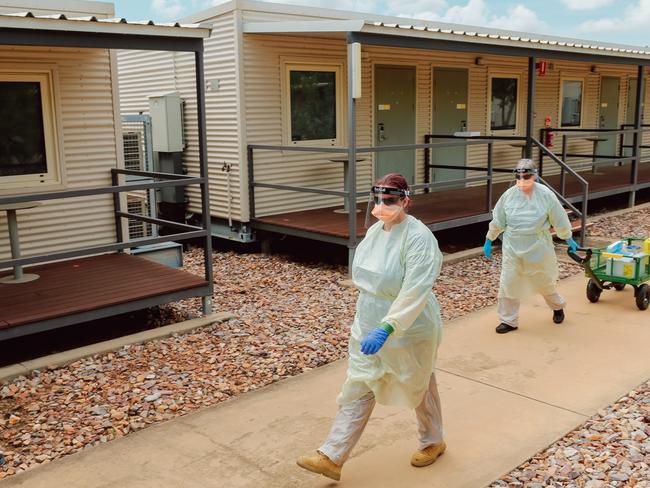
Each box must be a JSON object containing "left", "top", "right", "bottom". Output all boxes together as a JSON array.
[
  {"left": 483, "top": 159, "right": 578, "bottom": 334},
  {"left": 296, "top": 173, "right": 445, "bottom": 482}
]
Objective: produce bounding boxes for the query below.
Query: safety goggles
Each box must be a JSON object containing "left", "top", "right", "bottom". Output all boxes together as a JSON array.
[
  {"left": 371, "top": 186, "right": 409, "bottom": 200},
  {"left": 514, "top": 173, "right": 535, "bottom": 180},
  {"left": 513, "top": 169, "right": 537, "bottom": 180},
  {"left": 365, "top": 186, "right": 410, "bottom": 228},
  {"left": 372, "top": 194, "right": 402, "bottom": 205}
]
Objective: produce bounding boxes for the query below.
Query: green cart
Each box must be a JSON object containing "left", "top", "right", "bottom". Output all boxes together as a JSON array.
[{"left": 568, "top": 237, "right": 650, "bottom": 311}]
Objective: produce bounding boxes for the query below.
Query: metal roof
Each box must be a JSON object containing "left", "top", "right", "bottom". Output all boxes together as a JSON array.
[
  {"left": 242, "top": 18, "right": 650, "bottom": 61},
  {"left": 0, "top": 11, "right": 211, "bottom": 38},
  {"left": 222, "top": 0, "right": 650, "bottom": 61},
  {"left": 366, "top": 21, "right": 650, "bottom": 57}
]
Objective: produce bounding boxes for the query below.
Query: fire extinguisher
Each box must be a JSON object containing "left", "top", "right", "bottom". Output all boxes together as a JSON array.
[{"left": 544, "top": 116, "right": 554, "bottom": 148}]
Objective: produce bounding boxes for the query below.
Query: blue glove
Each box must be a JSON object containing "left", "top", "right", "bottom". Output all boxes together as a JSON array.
[
  {"left": 565, "top": 238, "right": 578, "bottom": 253},
  {"left": 360, "top": 324, "right": 393, "bottom": 355},
  {"left": 483, "top": 239, "right": 492, "bottom": 259}
]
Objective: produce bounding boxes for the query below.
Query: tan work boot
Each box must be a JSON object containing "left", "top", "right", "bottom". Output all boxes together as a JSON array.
[
  {"left": 410, "top": 441, "right": 446, "bottom": 467},
  {"left": 296, "top": 452, "right": 342, "bottom": 481}
]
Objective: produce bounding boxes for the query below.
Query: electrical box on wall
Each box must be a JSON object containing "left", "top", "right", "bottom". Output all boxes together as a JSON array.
[{"left": 148, "top": 92, "right": 184, "bottom": 152}]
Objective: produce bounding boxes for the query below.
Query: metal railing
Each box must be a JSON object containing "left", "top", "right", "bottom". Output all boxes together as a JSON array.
[
  {"left": 619, "top": 123, "right": 650, "bottom": 157},
  {"left": 248, "top": 138, "right": 525, "bottom": 250},
  {"left": 425, "top": 134, "right": 589, "bottom": 243},
  {"left": 531, "top": 137, "right": 589, "bottom": 243},
  {"left": 423, "top": 133, "right": 527, "bottom": 195},
  {"left": 539, "top": 127, "right": 650, "bottom": 201},
  {"left": 0, "top": 168, "right": 213, "bottom": 303},
  {"left": 248, "top": 132, "right": 595, "bottom": 247}
]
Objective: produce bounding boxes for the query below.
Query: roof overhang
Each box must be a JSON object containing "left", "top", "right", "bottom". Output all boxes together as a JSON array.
[
  {"left": 243, "top": 19, "right": 650, "bottom": 65},
  {"left": 0, "top": 12, "right": 212, "bottom": 52}
]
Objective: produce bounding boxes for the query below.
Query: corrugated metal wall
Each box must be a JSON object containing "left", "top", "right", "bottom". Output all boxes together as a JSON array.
[
  {"left": 117, "top": 4, "right": 650, "bottom": 224},
  {"left": 243, "top": 33, "right": 372, "bottom": 217},
  {"left": 245, "top": 34, "right": 648, "bottom": 215},
  {"left": 116, "top": 12, "right": 242, "bottom": 222},
  {"left": 0, "top": 46, "right": 120, "bottom": 262}
]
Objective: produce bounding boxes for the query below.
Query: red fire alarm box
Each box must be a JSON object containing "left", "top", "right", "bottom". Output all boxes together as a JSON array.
[{"left": 536, "top": 61, "right": 548, "bottom": 76}]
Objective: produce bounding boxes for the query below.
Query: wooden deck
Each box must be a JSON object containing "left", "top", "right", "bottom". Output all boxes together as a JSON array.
[
  {"left": 254, "top": 163, "right": 650, "bottom": 239},
  {"left": 0, "top": 253, "right": 208, "bottom": 335}
]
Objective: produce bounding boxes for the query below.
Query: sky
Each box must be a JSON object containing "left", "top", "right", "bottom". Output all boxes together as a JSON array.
[{"left": 112, "top": 0, "right": 650, "bottom": 48}]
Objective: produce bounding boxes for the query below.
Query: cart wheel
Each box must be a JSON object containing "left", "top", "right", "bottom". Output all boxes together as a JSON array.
[
  {"left": 586, "top": 279, "right": 602, "bottom": 303},
  {"left": 613, "top": 283, "right": 626, "bottom": 291},
  {"left": 636, "top": 284, "right": 650, "bottom": 311}
]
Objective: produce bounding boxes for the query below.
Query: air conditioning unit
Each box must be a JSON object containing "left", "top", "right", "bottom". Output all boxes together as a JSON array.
[
  {"left": 123, "top": 131, "right": 144, "bottom": 172},
  {"left": 127, "top": 196, "right": 152, "bottom": 240}
]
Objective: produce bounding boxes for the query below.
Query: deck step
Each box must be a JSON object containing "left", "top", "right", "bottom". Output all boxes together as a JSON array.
[{"left": 550, "top": 220, "right": 593, "bottom": 237}]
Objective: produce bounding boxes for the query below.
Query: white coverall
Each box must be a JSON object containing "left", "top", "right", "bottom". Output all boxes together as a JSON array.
[
  {"left": 319, "top": 215, "right": 444, "bottom": 465},
  {"left": 486, "top": 182, "right": 573, "bottom": 327}
]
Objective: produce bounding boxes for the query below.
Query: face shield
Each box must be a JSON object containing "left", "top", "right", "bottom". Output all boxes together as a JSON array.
[
  {"left": 365, "top": 186, "right": 410, "bottom": 228},
  {"left": 513, "top": 166, "right": 537, "bottom": 192}
]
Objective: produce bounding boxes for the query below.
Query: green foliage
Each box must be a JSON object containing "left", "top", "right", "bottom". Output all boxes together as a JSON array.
[
  {"left": 0, "top": 81, "right": 47, "bottom": 177},
  {"left": 490, "top": 78, "right": 518, "bottom": 130},
  {"left": 290, "top": 71, "right": 337, "bottom": 142}
]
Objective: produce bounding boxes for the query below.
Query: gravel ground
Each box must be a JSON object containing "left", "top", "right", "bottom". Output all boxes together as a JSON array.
[
  {"left": 589, "top": 208, "right": 650, "bottom": 240},
  {"left": 489, "top": 379, "right": 650, "bottom": 488},
  {"left": 0, "top": 247, "right": 581, "bottom": 480},
  {"left": 484, "top": 207, "right": 650, "bottom": 486}
]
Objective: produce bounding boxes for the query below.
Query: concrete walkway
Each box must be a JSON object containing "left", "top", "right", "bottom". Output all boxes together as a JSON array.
[{"left": 5, "top": 274, "right": 650, "bottom": 488}]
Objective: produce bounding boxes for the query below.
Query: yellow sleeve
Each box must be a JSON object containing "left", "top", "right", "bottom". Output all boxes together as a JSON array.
[
  {"left": 486, "top": 191, "right": 508, "bottom": 241},
  {"left": 382, "top": 229, "right": 442, "bottom": 335},
  {"left": 547, "top": 190, "right": 573, "bottom": 240}
]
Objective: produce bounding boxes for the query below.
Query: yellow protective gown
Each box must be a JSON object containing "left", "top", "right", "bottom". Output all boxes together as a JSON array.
[
  {"left": 338, "top": 215, "right": 443, "bottom": 409},
  {"left": 486, "top": 183, "right": 573, "bottom": 299}
]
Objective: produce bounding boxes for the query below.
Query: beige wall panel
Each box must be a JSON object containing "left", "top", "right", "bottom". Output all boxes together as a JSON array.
[
  {"left": 120, "top": 7, "right": 650, "bottom": 224},
  {"left": 0, "top": 46, "right": 119, "bottom": 262},
  {"left": 117, "top": 13, "right": 242, "bottom": 221},
  {"left": 244, "top": 33, "right": 371, "bottom": 217}
]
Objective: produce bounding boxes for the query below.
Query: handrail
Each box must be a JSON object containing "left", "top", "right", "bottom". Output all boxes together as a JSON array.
[
  {"left": 532, "top": 136, "right": 588, "bottom": 185},
  {"left": 0, "top": 170, "right": 207, "bottom": 271},
  {"left": 619, "top": 123, "right": 650, "bottom": 150},
  {"left": 425, "top": 134, "right": 526, "bottom": 141},
  {"left": 248, "top": 137, "right": 504, "bottom": 244},
  {"left": 0, "top": 172, "right": 202, "bottom": 206},
  {"left": 541, "top": 127, "right": 647, "bottom": 136},
  {"left": 248, "top": 139, "right": 491, "bottom": 154},
  {"left": 537, "top": 175, "right": 584, "bottom": 219},
  {"left": 248, "top": 134, "right": 596, "bottom": 245},
  {"left": 1, "top": 230, "right": 208, "bottom": 269},
  {"left": 532, "top": 137, "right": 589, "bottom": 244},
  {"left": 411, "top": 175, "right": 489, "bottom": 191},
  {"left": 539, "top": 125, "right": 648, "bottom": 206},
  {"left": 563, "top": 155, "right": 637, "bottom": 166},
  {"left": 253, "top": 182, "right": 349, "bottom": 197}
]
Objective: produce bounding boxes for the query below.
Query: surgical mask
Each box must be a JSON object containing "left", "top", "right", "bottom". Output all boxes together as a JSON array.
[
  {"left": 371, "top": 204, "right": 403, "bottom": 223},
  {"left": 516, "top": 177, "right": 535, "bottom": 192}
]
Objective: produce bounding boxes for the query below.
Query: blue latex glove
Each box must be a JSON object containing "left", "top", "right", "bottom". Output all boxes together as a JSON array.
[
  {"left": 483, "top": 239, "right": 492, "bottom": 259},
  {"left": 360, "top": 326, "right": 391, "bottom": 355},
  {"left": 565, "top": 238, "right": 578, "bottom": 253}
]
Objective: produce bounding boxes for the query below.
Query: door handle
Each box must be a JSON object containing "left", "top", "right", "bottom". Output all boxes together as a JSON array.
[
  {"left": 378, "top": 122, "right": 387, "bottom": 142},
  {"left": 460, "top": 120, "right": 467, "bottom": 132}
]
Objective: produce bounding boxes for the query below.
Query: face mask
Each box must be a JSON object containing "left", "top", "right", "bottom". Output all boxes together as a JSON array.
[
  {"left": 516, "top": 178, "right": 535, "bottom": 192},
  {"left": 371, "top": 203, "right": 403, "bottom": 223}
]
